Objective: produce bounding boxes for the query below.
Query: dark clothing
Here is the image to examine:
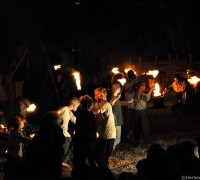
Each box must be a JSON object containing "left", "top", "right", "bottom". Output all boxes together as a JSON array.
[
  {"left": 26, "top": 125, "right": 65, "bottom": 180},
  {"left": 73, "top": 110, "right": 97, "bottom": 169},
  {"left": 95, "top": 138, "right": 114, "bottom": 168},
  {"left": 111, "top": 96, "right": 123, "bottom": 126},
  {"left": 133, "top": 109, "right": 149, "bottom": 140},
  {"left": 124, "top": 108, "right": 134, "bottom": 135}
]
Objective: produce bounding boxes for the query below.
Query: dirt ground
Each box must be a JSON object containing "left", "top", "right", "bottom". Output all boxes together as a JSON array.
[{"left": 62, "top": 91, "right": 200, "bottom": 178}]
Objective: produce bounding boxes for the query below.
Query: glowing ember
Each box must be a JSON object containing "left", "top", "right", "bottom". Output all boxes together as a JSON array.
[
  {"left": 187, "top": 69, "right": 190, "bottom": 77},
  {"left": 96, "top": 132, "right": 99, "bottom": 138},
  {"left": 188, "top": 76, "right": 200, "bottom": 87},
  {"left": 5, "top": 150, "right": 8, "bottom": 154},
  {"left": 27, "top": 104, "right": 36, "bottom": 112},
  {"left": 73, "top": 72, "right": 81, "bottom": 90},
  {"left": 54, "top": 65, "right": 61, "bottom": 70},
  {"left": 30, "top": 134, "right": 35, "bottom": 138},
  {"left": 0, "top": 124, "right": 6, "bottom": 129},
  {"left": 147, "top": 70, "right": 159, "bottom": 78},
  {"left": 112, "top": 67, "right": 119, "bottom": 74},
  {"left": 153, "top": 83, "right": 161, "bottom": 97},
  {"left": 73, "top": 130, "right": 76, "bottom": 135},
  {"left": 117, "top": 78, "right": 127, "bottom": 86}
]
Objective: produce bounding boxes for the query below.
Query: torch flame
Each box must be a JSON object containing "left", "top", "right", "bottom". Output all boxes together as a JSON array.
[
  {"left": 0, "top": 124, "right": 6, "bottom": 129},
  {"left": 188, "top": 76, "right": 200, "bottom": 87},
  {"left": 112, "top": 67, "right": 119, "bottom": 74},
  {"left": 187, "top": 69, "right": 190, "bottom": 77},
  {"left": 153, "top": 83, "right": 161, "bottom": 97},
  {"left": 73, "top": 72, "right": 81, "bottom": 90},
  {"left": 117, "top": 78, "right": 127, "bottom": 86},
  {"left": 30, "top": 134, "right": 35, "bottom": 138},
  {"left": 54, "top": 65, "right": 61, "bottom": 70},
  {"left": 96, "top": 132, "right": 99, "bottom": 138},
  {"left": 147, "top": 70, "right": 159, "bottom": 78},
  {"left": 27, "top": 104, "right": 36, "bottom": 112},
  {"left": 124, "top": 68, "right": 131, "bottom": 74}
]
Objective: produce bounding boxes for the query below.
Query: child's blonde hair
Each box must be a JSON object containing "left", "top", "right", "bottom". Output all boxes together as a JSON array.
[{"left": 69, "top": 97, "right": 80, "bottom": 106}]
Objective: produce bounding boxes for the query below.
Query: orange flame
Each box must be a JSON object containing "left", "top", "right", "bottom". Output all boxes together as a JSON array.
[
  {"left": 96, "top": 132, "right": 99, "bottom": 138},
  {"left": 117, "top": 78, "right": 127, "bottom": 86},
  {"left": 73, "top": 72, "right": 81, "bottom": 90},
  {"left": 187, "top": 69, "right": 190, "bottom": 77},
  {"left": 147, "top": 70, "right": 159, "bottom": 78},
  {"left": 0, "top": 124, "right": 6, "bottom": 129},
  {"left": 153, "top": 83, "right": 161, "bottom": 97},
  {"left": 188, "top": 76, "right": 200, "bottom": 87},
  {"left": 112, "top": 67, "right": 119, "bottom": 74},
  {"left": 54, "top": 65, "right": 61, "bottom": 70},
  {"left": 30, "top": 134, "right": 35, "bottom": 138},
  {"left": 27, "top": 104, "right": 36, "bottom": 112}
]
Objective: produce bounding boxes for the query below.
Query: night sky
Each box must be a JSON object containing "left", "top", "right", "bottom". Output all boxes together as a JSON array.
[{"left": 1, "top": 0, "right": 200, "bottom": 71}]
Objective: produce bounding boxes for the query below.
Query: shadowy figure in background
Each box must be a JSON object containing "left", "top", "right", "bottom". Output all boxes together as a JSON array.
[
  {"left": 136, "top": 144, "right": 170, "bottom": 180},
  {"left": 72, "top": 95, "right": 97, "bottom": 180},
  {"left": 4, "top": 116, "right": 32, "bottom": 180},
  {"left": 8, "top": 97, "right": 32, "bottom": 136},
  {"left": 124, "top": 70, "right": 138, "bottom": 141},
  {"left": 26, "top": 111, "right": 65, "bottom": 180},
  {"left": 94, "top": 167, "right": 116, "bottom": 180},
  {"left": 0, "top": 73, "right": 11, "bottom": 124},
  {"left": 165, "top": 74, "right": 192, "bottom": 110},
  {"left": 173, "top": 141, "right": 200, "bottom": 179}
]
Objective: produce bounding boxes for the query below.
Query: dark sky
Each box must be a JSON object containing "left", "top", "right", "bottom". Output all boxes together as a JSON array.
[{"left": 1, "top": 0, "right": 200, "bottom": 67}]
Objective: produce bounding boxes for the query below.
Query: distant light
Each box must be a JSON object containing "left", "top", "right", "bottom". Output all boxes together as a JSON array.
[{"left": 75, "top": 2, "right": 80, "bottom": 5}]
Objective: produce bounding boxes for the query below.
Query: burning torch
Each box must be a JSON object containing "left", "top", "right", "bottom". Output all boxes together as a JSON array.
[
  {"left": 112, "top": 67, "right": 120, "bottom": 74},
  {"left": 27, "top": 104, "right": 37, "bottom": 112},
  {"left": 54, "top": 65, "right": 61, "bottom": 71}
]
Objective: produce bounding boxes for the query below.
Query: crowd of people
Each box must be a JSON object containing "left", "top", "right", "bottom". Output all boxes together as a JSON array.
[{"left": 1, "top": 61, "right": 200, "bottom": 180}]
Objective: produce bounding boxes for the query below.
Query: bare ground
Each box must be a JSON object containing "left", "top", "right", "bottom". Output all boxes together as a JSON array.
[{"left": 62, "top": 92, "right": 200, "bottom": 178}]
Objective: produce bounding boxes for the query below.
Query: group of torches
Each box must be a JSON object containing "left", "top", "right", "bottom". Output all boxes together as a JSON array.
[
  {"left": 54, "top": 64, "right": 200, "bottom": 97},
  {"left": 112, "top": 67, "right": 161, "bottom": 96},
  {"left": 112, "top": 67, "right": 200, "bottom": 97},
  {"left": 54, "top": 64, "right": 81, "bottom": 90},
  {"left": 0, "top": 104, "right": 37, "bottom": 137}
]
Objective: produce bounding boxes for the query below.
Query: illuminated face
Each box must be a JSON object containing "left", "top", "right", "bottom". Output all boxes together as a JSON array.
[
  {"left": 116, "top": 87, "right": 121, "bottom": 94},
  {"left": 140, "top": 83, "right": 146, "bottom": 91},
  {"left": 18, "top": 102, "right": 30, "bottom": 118},
  {"left": 94, "top": 91, "right": 100, "bottom": 102},
  {"left": 73, "top": 104, "right": 79, "bottom": 112}
]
